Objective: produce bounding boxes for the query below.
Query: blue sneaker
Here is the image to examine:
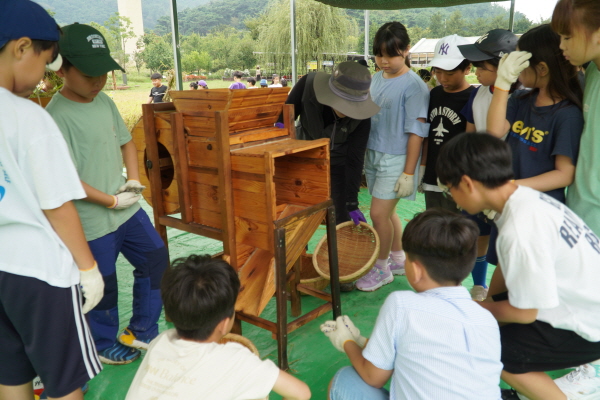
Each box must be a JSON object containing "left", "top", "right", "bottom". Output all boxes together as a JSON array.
[
  {"left": 118, "top": 327, "right": 154, "bottom": 350},
  {"left": 98, "top": 342, "right": 141, "bottom": 365}
]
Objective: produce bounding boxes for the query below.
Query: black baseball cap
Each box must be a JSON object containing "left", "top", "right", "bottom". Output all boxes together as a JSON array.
[
  {"left": 458, "top": 29, "right": 518, "bottom": 62},
  {"left": 59, "top": 23, "right": 125, "bottom": 77}
]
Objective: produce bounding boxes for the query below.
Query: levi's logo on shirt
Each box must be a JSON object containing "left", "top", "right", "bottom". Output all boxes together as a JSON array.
[{"left": 510, "top": 120, "right": 548, "bottom": 150}]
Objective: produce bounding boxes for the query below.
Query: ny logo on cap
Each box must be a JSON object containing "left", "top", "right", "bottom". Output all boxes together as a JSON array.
[
  {"left": 439, "top": 43, "right": 450, "bottom": 55},
  {"left": 476, "top": 33, "right": 489, "bottom": 44},
  {"left": 87, "top": 34, "right": 106, "bottom": 49}
]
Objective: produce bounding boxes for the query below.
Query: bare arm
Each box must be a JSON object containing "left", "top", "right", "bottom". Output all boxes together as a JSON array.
[
  {"left": 477, "top": 300, "right": 538, "bottom": 324},
  {"left": 465, "top": 122, "right": 476, "bottom": 133},
  {"left": 404, "top": 118, "right": 427, "bottom": 175},
  {"left": 147, "top": 97, "right": 153, "bottom": 104},
  {"left": 121, "top": 140, "right": 140, "bottom": 181},
  {"left": 486, "top": 89, "right": 511, "bottom": 138},
  {"left": 344, "top": 341, "right": 393, "bottom": 388},
  {"left": 515, "top": 155, "right": 575, "bottom": 192},
  {"left": 43, "top": 201, "right": 95, "bottom": 271},
  {"left": 272, "top": 370, "right": 311, "bottom": 400},
  {"left": 420, "top": 137, "right": 429, "bottom": 166}
]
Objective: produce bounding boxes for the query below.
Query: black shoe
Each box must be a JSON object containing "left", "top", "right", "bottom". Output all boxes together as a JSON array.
[
  {"left": 501, "top": 389, "right": 520, "bottom": 400},
  {"left": 339, "top": 282, "right": 355, "bottom": 292}
]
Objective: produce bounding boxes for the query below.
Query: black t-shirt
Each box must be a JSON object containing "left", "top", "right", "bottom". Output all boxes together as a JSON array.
[
  {"left": 149, "top": 85, "right": 167, "bottom": 103},
  {"left": 423, "top": 85, "right": 474, "bottom": 186}
]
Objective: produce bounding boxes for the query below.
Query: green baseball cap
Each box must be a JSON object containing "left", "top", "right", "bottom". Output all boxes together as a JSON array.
[{"left": 59, "top": 23, "right": 125, "bottom": 77}]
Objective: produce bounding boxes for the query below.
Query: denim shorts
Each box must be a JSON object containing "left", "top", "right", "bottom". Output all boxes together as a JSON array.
[
  {"left": 329, "top": 366, "right": 390, "bottom": 400},
  {"left": 364, "top": 149, "right": 419, "bottom": 201}
]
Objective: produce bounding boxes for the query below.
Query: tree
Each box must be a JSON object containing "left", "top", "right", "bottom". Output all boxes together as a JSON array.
[
  {"left": 257, "top": 0, "right": 356, "bottom": 75},
  {"left": 428, "top": 12, "right": 446, "bottom": 38},
  {"left": 446, "top": 11, "right": 466, "bottom": 36},
  {"left": 140, "top": 34, "right": 173, "bottom": 72}
]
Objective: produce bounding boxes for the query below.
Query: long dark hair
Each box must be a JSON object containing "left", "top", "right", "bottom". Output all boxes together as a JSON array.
[
  {"left": 372, "top": 22, "right": 411, "bottom": 68},
  {"left": 552, "top": 0, "right": 600, "bottom": 37},
  {"left": 517, "top": 24, "right": 582, "bottom": 109}
]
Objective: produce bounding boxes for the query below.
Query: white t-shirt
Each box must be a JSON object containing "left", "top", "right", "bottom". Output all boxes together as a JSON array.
[
  {"left": 363, "top": 287, "right": 502, "bottom": 400},
  {"left": 268, "top": 83, "right": 282, "bottom": 88},
  {"left": 126, "top": 329, "right": 280, "bottom": 400},
  {"left": 496, "top": 186, "right": 600, "bottom": 341},
  {"left": 0, "top": 88, "right": 85, "bottom": 287},
  {"left": 471, "top": 85, "right": 493, "bottom": 131}
]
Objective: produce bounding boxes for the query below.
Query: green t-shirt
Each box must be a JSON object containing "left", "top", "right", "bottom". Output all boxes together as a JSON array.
[
  {"left": 567, "top": 62, "right": 600, "bottom": 235},
  {"left": 47, "top": 91, "right": 139, "bottom": 241}
]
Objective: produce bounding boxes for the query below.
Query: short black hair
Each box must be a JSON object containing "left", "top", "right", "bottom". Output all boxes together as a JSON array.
[
  {"left": 151, "top": 72, "right": 162, "bottom": 80},
  {"left": 402, "top": 209, "right": 479, "bottom": 285},
  {"left": 189, "top": 82, "right": 198, "bottom": 89},
  {"left": 281, "top": 78, "right": 288, "bottom": 87},
  {"left": 0, "top": 38, "right": 59, "bottom": 60},
  {"left": 436, "top": 133, "right": 514, "bottom": 189},
  {"left": 233, "top": 70, "right": 243, "bottom": 79},
  {"left": 246, "top": 77, "right": 256, "bottom": 85},
  {"left": 161, "top": 254, "right": 240, "bottom": 341}
]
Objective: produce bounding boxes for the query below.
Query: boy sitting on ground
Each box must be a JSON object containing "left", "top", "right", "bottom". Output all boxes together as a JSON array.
[
  {"left": 321, "top": 209, "right": 503, "bottom": 400},
  {"left": 436, "top": 133, "right": 600, "bottom": 400},
  {"left": 126, "top": 255, "right": 311, "bottom": 400}
]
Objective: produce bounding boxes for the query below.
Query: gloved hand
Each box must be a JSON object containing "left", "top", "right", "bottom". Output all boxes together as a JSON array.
[
  {"left": 116, "top": 179, "right": 146, "bottom": 195},
  {"left": 483, "top": 209, "right": 498, "bottom": 221},
  {"left": 80, "top": 262, "right": 104, "bottom": 313},
  {"left": 394, "top": 172, "right": 414, "bottom": 198},
  {"left": 495, "top": 51, "right": 532, "bottom": 91},
  {"left": 274, "top": 122, "right": 285, "bottom": 129},
  {"left": 417, "top": 165, "right": 426, "bottom": 194},
  {"left": 340, "top": 316, "right": 368, "bottom": 348},
  {"left": 349, "top": 209, "right": 367, "bottom": 225},
  {"left": 108, "top": 192, "right": 141, "bottom": 210},
  {"left": 320, "top": 316, "right": 357, "bottom": 352}
]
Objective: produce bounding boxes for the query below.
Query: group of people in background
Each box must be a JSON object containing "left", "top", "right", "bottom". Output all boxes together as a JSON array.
[{"left": 3, "top": 0, "right": 600, "bottom": 399}]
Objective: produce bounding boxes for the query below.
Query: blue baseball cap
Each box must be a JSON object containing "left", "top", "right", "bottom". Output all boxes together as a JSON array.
[{"left": 0, "top": 0, "right": 60, "bottom": 49}]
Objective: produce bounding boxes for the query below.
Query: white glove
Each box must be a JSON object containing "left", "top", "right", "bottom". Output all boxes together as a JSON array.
[
  {"left": 116, "top": 179, "right": 146, "bottom": 195},
  {"left": 495, "top": 51, "right": 532, "bottom": 91},
  {"left": 417, "top": 165, "right": 426, "bottom": 194},
  {"left": 394, "top": 173, "right": 414, "bottom": 198},
  {"left": 483, "top": 209, "right": 498, "bottom": 221},
  {"left": 80, "top": 262, "right": 105, "bottom": 313},
  {"left": 340, "top": 316, "right": 368, "bottom": 348},
  {"left": 108, "top": 192, "right": 141, "bottom": 210},
  {"left": 320, "top": 316, "right": 357, "bottom": 352}
]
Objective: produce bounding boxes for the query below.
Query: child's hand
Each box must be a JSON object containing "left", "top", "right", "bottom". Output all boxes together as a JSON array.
[
  {"left": 341, "top": 316, "right": 368, "bottom": 348},
  {"left": 394, "top": 173, "right": 414, "bottom": 198},
  {"left": 496, "top": 51, "right": 532, "bottom": 91},
  {"left": 79, "top": 262, "right": 105, "bottom": 313},
  {"left": 116, "top": 179, "right": 146, "bottom": 195},
  {"left": 108, "top": 192, "right": 141, "bottom": 210},
  {"left": 320, "top": 316, "right": 359, "bottom": 352}
]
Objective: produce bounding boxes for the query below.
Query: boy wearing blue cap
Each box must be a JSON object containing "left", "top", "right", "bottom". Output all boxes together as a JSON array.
[
  {"left": 0, "top": 2, "right": 104, "bottom": 399},
  {"left": 47, "top": 23, "right": 169, "bottom": 366}
]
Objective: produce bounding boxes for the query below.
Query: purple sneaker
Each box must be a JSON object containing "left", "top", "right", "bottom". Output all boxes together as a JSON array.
[
  {"left": 356, "top": 264, "right": 393, "bottom": 292},
  {"left": 388, "top": 257, "right": 405, "bottom": 276}
]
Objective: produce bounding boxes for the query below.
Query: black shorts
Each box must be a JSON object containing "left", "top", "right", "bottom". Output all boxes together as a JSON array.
[
  {"left": 493, "top": 292, "right": 600, "bottom": 374},
  {"left": 0, "top": 271, "right": 102, "bottom": 397}
]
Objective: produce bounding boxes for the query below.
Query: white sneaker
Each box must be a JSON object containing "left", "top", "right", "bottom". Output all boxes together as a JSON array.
[
  {"left": 388, "top": 256, "right": 405, "bottom": 276},
  {"left": 470, "top": 285, "right": 489, "bottom": 301},
  {"left": 356, "top": 265, "right": 393, "bottom": 292},
  {"left": 554, "top": 364, "right": 600, "bottom": 399}
]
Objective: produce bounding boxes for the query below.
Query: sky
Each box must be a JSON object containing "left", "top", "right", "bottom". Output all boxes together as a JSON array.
[{"left": 494, "top": 0, "right": 559, "bottom": 23}]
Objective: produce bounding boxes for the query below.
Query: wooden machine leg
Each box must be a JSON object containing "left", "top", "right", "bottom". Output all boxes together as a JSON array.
[
  {"left": 274, "top": 227, "right": 289, "bottom": 370},
  {"left": 290, "top": 257, "right": 302, "bottom": 317},
  {"left": 326, "top": 205, "right": 342, "bottom": 318},
  {"left": 231, "top": 318, "right": 242, "bottom": 335}
]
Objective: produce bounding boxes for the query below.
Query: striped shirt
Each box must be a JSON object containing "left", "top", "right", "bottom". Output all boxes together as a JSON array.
[{"left": 363, "top": 286, "right": 502, "bottom": 399}]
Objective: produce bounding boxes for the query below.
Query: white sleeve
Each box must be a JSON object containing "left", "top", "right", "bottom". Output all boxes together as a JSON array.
[
  {"left": 498, "top": 220, "right": 560, "bottom": 310},
  {"left": 231, "top": 347, "right": 281, "bottom": 399},
  {"left": 22, "top": 109, "right": 85, "bottom": 210},
  {"left": 362, "top": 293, "right": 400, "bottom": 371}
]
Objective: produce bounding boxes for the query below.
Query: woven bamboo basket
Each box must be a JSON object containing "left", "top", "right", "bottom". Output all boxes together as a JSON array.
[
  {"left": 218, "top": 333, "right": 268, "bottom": 400},
  {"left": 218, "top": 333, "right": 259, "bottom": 356},
  {"left": 313, "top": 221, "right": 380, "bottom": 283},
  {"left": 299, "top": 253, "right": 329, "bottom": 293}
]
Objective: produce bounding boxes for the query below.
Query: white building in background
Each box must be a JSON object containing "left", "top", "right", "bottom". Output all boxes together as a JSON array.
[{"left": 117, "top": 0, "right": 144, "bottom": 56}]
